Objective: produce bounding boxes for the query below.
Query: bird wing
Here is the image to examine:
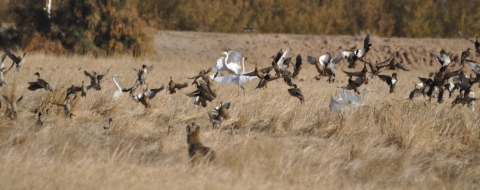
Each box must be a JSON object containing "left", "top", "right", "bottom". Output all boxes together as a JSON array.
[
  {"left": 363, "top": 34, "right": 371, "bottom": 49},
  {"left": 377, "top": 75, "right": 392, "bottom": 85},
  {"left": 2, "top": 95, "right": 11, "bottom": 103},
  {"left": 223, "top": 102, "right": 231, "bottom": 109},
  {"left": 16, "top": 95, "right": 23, "bottom": 103},
  {"left": 319, "top": 53, "right": 330, "bottom": 68},
  {"left": 175, "top": 82, "right": 188, "bottom": 90},
  {"left": 328, "top": 56, "right": 343, "bottom": 72},
  {"left": 431, "top": 51, "right": 450, "bottom": 67},
  {"left": 237, "top": 75, "right": 257, "bottom": 86},
  {"left": 329, "top": 96, "right": 344, "bottom": 113},
  {"left": 396, "top": 62, "right": 410, "bottom": 71},
  {"left": 464, "top": 60, "right": 480, "bottom": 74},
  {"left": 294, "top": 54, "right": 302, "bottom": 70},
  {"left": 132, "top": 93, "right": 143, "bottom": 102},
  {"left": 341, "top": 88, "right": 361, "bottom": 103},
  {"left": 279, "top": 57, "right": 292, "bottom": 70},
  {"left": 343, "top": 71, "right": 363, "bottom": 77},
  {"left": 306, "top": 55, "right": 318, "bottom": 65},
  {"left": 226, "top": 51, "right": 243, "bottom": 65},
  {"left": 340, "top": 51, "right": 353, "bottom": 59},
  {"left": 418, "top": 77, "right": 432, "bottom": 85},
  {"left": 276, "top": 48, "right": 290, "bottom": 68},
  {"left": 84, "top": 70, "right": 94, "bottom": 79},
  {"left": 4, "top": 50, "right": 21, "bottom": 63},
  {"left": 459, "top": 31, "right": 476, "bottom": 43},
  {"left": 144, "top": 65, "right": 154, "bottom": 73},
  {"left": 210, "top": 74, "right": 236, "bottom": 84},
  {"left": 274, "top": 49, "right": 283, "bottom": 63},
  {"left": 97, "top": 67, "right": 111, "bottom": 81},
  {"left": 213, "top": 57, "right": 226, "bottom": 72}
]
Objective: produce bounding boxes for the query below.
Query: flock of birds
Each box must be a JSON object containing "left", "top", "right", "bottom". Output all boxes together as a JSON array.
[
  {"left": 1, "top": 31, "right": 480, "bottom": 163},
  {"left": 1, "top": 32, "right": 480, "bottom": 129}
]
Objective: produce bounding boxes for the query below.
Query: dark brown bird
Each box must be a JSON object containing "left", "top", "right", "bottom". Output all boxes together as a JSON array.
[
  {"left": 288, "top": 84, "right": 304, "bottom": 104},
  {"left": 343, "top": 63, "right": 371, "bottom": 85},
  {"left": 168, "top": 76, "right": 188, "bottom": 94},
  {"left": 242, "top": 62, "right": 273, "bottom": 79},
  {"left": 28, "top": 72, "right": 53, "bottom": 92},
  {"left": 292, "top": 54, "right": 303, "bottom": 79}
]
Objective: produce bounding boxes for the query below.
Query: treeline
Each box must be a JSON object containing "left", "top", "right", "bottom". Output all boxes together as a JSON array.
[
  {"left": 137, "top": 0, "right": 480, "bottom": 37},
  {"left": 0, "top": 0, "right": 151, "bottom": 56},
  {"left": 1, "top": 0, "right": 480, "bottom": 55}
]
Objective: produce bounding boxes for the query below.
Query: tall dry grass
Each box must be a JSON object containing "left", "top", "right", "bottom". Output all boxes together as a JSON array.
[{"left": 0, "top": 32, "right": 480, "bottom": 189}]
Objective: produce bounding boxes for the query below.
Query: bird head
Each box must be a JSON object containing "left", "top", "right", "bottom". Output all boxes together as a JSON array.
[{"left": 34, "top": 72, "right": 40, "bottom": 77}]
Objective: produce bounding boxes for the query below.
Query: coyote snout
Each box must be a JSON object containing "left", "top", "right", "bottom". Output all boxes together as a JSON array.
[{"left": 186, "top": 123, "right": 215, "bottom": 164}]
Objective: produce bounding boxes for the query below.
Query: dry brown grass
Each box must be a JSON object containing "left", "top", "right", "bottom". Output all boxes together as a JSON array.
[{"left": 1, "top": 31, "right": 480, "bottom": 189}]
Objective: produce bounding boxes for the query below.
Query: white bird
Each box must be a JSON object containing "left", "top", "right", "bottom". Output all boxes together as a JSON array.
[
  {"left": 329, "top": 87, "right": 370, "bottom": 113},
  {"left": 431, "top": 49, "right": 451, "bottom": 68},
  {"left": 111, "top": 75, "right": 123, "bottom": 99},
  {"left": 210, "top": 57, "right": 257, "bottom": 95},
  {"left": 212, "top": 50, "right": 243, "bottom": 78}
]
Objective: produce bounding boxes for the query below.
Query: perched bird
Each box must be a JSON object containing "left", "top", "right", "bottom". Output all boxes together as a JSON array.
[
  {"left": 288, "top": 84, "right": 304, "bottom": 104},
  {"left": 292, "top": 54, "right": 303, "bottom": 79},
  {"left": 378, "top": 73, "right": 398, "bottom": 93},
  {"left": 28, "top": 72, "right": 53, "bottom": 92},
  {"left": 4, "top": 50, "right": 27, "bottom": 72},
  {"left": 459, "top": 31, "right": 480, "bottom": 55},
  {"left": 134, "top": 64, "right": 153, "bottom": 85},
  {"left": 168, "top": 76, "right": 188, "bottom": 94},
  {"left": 84, "top": 67, "right": 111, "bottom": 90},
  {"left": 131, "top": 85, "right": 165, "bottom": 109}
]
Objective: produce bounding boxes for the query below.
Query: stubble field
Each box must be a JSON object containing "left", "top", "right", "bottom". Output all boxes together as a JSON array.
[{"left": 1, "top": 31, "right": 480, "bottom": 189}]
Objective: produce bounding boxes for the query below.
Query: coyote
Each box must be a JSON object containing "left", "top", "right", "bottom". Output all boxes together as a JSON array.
[{"left": 186, "top": 123, "right": 215, "bottom": 164}]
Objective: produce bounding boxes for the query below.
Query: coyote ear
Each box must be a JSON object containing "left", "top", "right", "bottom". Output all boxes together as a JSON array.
[
  {"left": 194, "top": 125, "right": 201, "bottom": 134},
  {"left": 186, "top": 124, "right": 191, "bottom": 134}
]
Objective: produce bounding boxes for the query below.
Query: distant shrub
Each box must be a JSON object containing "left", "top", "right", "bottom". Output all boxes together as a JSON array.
[{"left": 2, "top": 0, "right": 153, "bottom": 57}]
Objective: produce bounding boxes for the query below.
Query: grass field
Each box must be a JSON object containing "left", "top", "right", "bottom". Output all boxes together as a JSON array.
[{"left": 1, "top": 31, "right": 480, "bottom": 189}]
